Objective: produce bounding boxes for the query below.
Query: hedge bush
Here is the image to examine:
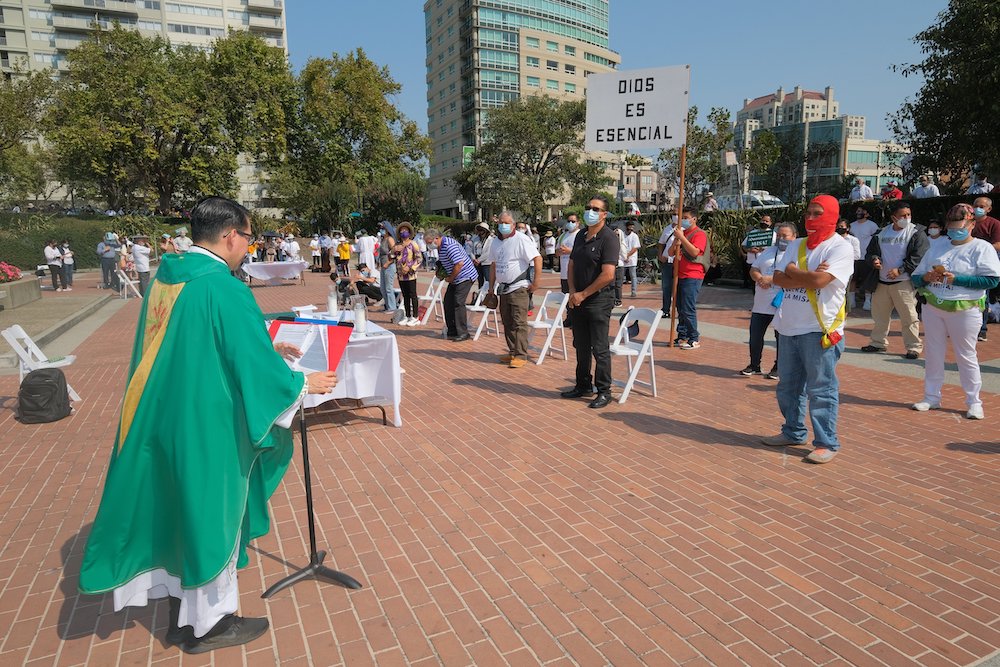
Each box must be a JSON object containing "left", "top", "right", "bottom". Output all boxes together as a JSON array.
[{"left": 0, "top": 214, "right": 179, "bottom": 271}]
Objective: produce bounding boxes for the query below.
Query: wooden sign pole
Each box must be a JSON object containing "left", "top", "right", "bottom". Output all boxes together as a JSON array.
[{"left": 668, "top": 143, "right": 687, "bottom": 346}]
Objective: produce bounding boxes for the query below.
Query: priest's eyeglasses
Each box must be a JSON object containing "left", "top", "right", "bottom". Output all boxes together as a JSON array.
[{"left": 228, "top": 229, "right": 254, "bottom": 241}]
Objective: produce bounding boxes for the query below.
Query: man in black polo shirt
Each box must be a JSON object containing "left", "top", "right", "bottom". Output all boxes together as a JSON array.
[{"left": 561, "top": 194, "right": 620, "bottom": 408}]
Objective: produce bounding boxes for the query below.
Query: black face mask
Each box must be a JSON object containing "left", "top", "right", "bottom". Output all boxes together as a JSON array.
[
  {"left": 836, "top": 228, "right": 849, "bottom": 235},
  {"left": 759, "top": 222, "right": 771, "bottom": 228}
]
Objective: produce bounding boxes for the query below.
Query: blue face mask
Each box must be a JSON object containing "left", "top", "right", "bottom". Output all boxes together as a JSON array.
[
  {"left": 583, "top": 209, "right": 601, "bottom": 226},
  {"left": 497, "top": 223, "right": 512, "bottom": 236},
  {"left": 680, "top": 218, "right": 693, "bottom": 230},
  {"left": 947, "top": 227, "right": 970, "bottom": 241},
  {"left": 776, "top": 239, "right": 790, "bottom": 251},
  {"left": 565, "top": 221, "right": 577, "bottom": 231},
  {"left": 974, "top": 207, "right": 986, "bottom": 217}
]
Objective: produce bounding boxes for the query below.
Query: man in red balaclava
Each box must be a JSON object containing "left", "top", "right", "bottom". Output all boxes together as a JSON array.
[{"left": 762, "top": 194, "right": 855, "bottom": 464}]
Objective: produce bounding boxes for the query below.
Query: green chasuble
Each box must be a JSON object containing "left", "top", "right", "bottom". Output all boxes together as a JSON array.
[{"left": 80, "top": 251, "right": 306, "bottom": 592}]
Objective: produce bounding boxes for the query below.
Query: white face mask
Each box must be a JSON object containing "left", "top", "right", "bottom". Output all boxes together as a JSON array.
[
  {"left": 928, "top": 228, "right": 941, "bottom": 237},
  {"left": 896, "top": 217, "right": 912, "bottom": 227}
]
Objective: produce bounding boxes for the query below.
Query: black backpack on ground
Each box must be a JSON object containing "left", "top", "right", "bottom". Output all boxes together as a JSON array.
[{"left": 17, "top": 368, "right": 72, "bottom": 424}]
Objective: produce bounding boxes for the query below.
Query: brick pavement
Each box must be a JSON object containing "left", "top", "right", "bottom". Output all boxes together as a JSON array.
[{"left": 0, "top": 269, "right": 997, "bottom": 666}]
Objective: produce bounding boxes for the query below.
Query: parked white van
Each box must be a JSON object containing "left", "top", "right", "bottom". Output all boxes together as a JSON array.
[{"left": 716, "top": 191, "right": 788, "bottom": 211}]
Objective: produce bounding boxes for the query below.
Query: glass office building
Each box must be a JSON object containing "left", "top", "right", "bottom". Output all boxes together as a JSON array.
[{"left": 424, "top": 0, "right": 619, "bottom": 217}]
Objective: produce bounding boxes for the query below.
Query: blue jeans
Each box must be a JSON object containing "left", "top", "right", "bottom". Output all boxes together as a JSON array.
[
  {"left": 624, "top": 265, "right": 637, "bottom": 297},
  {"left": 676, "top": 278, "right": 702, "bottom": 342},
  {"left": 776, "top": 332, "right": 843, "bottom": 450},
  {"left": 379, "top": 264, "right": 398, "bottom": 310}
]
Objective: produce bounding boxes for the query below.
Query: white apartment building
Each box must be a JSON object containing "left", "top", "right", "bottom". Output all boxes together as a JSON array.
[{"left": 0, "top": 0, "right": 287, "bottom": 209}]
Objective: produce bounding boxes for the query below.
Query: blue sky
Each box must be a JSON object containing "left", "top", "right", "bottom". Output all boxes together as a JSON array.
[{"left": 286, "top": 1, "right": 945, "bottom": 142}]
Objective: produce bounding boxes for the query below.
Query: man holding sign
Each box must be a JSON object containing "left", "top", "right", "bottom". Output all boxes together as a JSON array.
[
  {"left": 739, "top": 215, "right": 775, "bottom": 288},
  {"left": 79, "top": 197, "right": 338, "bottom": 654}
]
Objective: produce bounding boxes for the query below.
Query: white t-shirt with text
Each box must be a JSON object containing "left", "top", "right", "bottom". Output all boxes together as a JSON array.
[
  {"left": 875, "top": 223, "right": 916, "bottom": 282},
  {"left": 774, "top": 235, "right": 854, "bottom": 337},
  {"left": 750, "top": 245, "right": 790, "bottom": 315},
  {"left": 913, "top": 238, "right": 1000, "bottom": 302},
  {"left": 489, "top": 232, "right": 540, "bottom": 293}
]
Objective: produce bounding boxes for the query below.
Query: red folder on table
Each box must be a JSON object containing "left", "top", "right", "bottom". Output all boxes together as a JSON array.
[{"left": 268, "top": 320, "right": 354, "bottom": 371}]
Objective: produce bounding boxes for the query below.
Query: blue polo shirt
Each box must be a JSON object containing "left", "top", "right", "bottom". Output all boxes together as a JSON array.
[{"left": 439, "top": 236, "right": 478, "bottom": 283}]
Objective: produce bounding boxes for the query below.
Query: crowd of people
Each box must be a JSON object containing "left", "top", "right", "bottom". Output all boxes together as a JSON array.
[
  {"left": 68, "top": 191, "right": 999, "bottom": 657},
  {"left": 740, "top": 196, "right": 1000, "bottom": 444}
]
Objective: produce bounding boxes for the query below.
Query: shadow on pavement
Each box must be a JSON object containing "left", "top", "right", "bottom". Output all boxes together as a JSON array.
[
  {"left": 416, "top": 348, "right": 513, "bottom": 365},
  {"left": 56, "top": 524, "right": 162, "bottom": 647},
  {"left": 599, "top": 411, "right": 812, "bottom": 458},
  {"left": 945, "top": 441, "right": 999, "bottom": 455}
]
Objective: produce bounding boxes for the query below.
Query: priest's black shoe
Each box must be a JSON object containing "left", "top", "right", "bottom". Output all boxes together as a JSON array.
[
  {"left": 588, "top": 392, "right": 613, "bottom": 409},
  {"left": 560, "top": 387, "right": 594, "bottom": 399},
  {"left": 165, "top": 597, "right": 194, "bottom": 647},
  {"left": 181, "top": 614, "right": 269, "bottom": 654}
]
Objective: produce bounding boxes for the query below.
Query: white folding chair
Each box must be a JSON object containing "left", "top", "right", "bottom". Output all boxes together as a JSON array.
[
  {"left": 2, "top": 325, "right": 81, "bottom": 401},
  {"left": 467, "top": 282, "right": 500, "bottom": 341},
  {"left": 418, "top": 277, "right": 446, "bottom": 325},
  {"left": 610, "top": 306, "right": 662, "bottom": 404},
  {"left": 526, "top": 290, "right": 569, "bottom": 365},
  {"left": 116, "top": 268, "right": 142, "bottom": 300}
]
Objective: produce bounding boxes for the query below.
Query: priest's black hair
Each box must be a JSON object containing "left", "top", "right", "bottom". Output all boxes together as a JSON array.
[{"left": 190, "top": 196, "right": 251, "bottom": 243}]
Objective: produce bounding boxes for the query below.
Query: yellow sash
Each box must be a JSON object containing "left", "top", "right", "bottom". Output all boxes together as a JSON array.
[{"left": 798, "top": 241, "right": 845, "bottom": 349}]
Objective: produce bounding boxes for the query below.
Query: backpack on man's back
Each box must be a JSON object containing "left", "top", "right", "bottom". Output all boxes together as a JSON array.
[{"left": 16, "top": 368, "right": 72, "bottom": 424}]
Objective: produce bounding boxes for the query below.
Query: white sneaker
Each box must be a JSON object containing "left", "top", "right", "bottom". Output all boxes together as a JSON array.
[
  {"left": 863, "top": 295, "right": 872, "bottom": 310},
  {"left": 65, "top": 287, "right": 72, "bottom": 291},
  {"left": 912, "top": 401, "right": 940, "bottom": 412},
  {"left": 405, "top": 317, "right": 417, "bottom": 326},
  {"left": 966, "top": 405, "right": 985, "bottom": 420},
  {"left": 848, "top": 293, "right": 857, "bottom": 310}
]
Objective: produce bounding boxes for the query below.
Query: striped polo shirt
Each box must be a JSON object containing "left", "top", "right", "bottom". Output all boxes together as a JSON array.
[{"left": 439, "top": 236, "right": 478, "bottom": 283}]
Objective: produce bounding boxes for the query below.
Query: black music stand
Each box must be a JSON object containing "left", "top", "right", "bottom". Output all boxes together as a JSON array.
[{"left": 262, "top": 404, "right": 362, "bottom": 598}]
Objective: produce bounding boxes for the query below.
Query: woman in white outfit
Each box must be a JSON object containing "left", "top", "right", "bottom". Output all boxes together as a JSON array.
[{"left": 911, "top": 203, "right": 1000, "bottom": 419}]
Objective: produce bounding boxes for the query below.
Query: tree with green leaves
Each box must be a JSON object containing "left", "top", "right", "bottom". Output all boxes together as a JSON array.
[
  {"left": 740, "top": 130, "right": 780, "bottom": 191},
  {"left": 270, "top": 48, "right": 430, "bottom": 225},
  {"left": 363, "top": 171, "right": 427, "bottom": 225},
  {"left": 890, "top": 0, "right": 1000, "bottom": 186},
  {"left": 452, "top": 95, "right": 610, "bottom": 221},
  {"left": 657, "top": 106, "right": 733, "bottom": 204},
  {"left": 47, "top": 26, "right": 292, "bottom": 212},
  {"left": 0, "top": 67, "right": 54, "bottom": 161}
]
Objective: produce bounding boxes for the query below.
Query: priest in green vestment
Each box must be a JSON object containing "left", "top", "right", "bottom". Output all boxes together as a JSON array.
[{"left": 79, "top": 196, "right": 338, "bottom": 654}]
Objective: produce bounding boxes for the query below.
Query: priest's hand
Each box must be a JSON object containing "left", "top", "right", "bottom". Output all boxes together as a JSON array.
[
  {"left": 274, "top": 342, "right": 302, "bottom": 361},
  {"left": 306, "top": 371, "right": 338, "bottom": 394}
]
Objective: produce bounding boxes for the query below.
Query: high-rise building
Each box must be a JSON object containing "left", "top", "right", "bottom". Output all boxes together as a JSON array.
[
  {"left": 0, "top": 0, "right": 287, "bottom": 209},
  {"left": 750, "top": 115, "right": 907, "bottom": 200},
  {"left": 424, "top": 0, "right": 620, "bottom": 218},
  {"left": 726, "top": 86, "right": 840, "bottom": 196}
]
